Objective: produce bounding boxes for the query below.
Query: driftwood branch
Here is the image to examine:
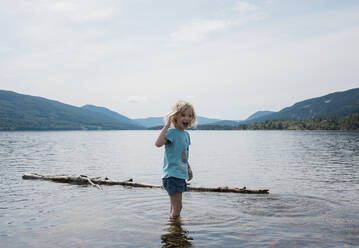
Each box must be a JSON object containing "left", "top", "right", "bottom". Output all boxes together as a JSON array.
[
  {"left": 22, "top": 173, "right": 269, "bottom": 194},
  {"left": 81, "top": 175, "right": 103, "bottom": 191}
]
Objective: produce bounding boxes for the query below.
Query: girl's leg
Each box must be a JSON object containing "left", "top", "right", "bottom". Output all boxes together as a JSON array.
[{"left": 169, "top": 192, "right": 183, "bottom": 219}]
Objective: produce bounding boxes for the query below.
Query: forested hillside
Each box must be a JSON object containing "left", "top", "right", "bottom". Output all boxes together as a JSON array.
[
  {"left": 1, "top": 88, "right": 358, "bottom": 131},
  {"left": 242, "top": 88, "right": 359, "bottom": 124},
  {"left": 0, "top": 91, "right": 143, "bottom": 130}
]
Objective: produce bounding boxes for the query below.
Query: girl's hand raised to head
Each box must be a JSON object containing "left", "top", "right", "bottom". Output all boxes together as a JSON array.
[
  {"left": 155, "top": 116, "right": 172, "bottom": 147},
  {"left": 165, "top": 115, "right": 172, "bottom": 128}
]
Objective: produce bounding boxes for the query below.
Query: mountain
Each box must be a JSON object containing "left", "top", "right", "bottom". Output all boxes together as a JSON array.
[
  {"left": 0, "top": 90, "right": 236, "bottom": 130},
  {"left": 197, "top": 116, "right": 224, "bottom": 125},
  {"left": 133, "top": 117, "right": 163, "bottom": 128},
  {"left": 209, "top": 120, "right": 239, "bottom": 127},
  {"left": 81, "top": 105, "right": 143, "bottom": 128},
  {"left": 1, "top": 87, "right": 358, "bottom": 130},
  {"left": 0, "top": 90, "right": 143, "bottom": 130},
  {"left": 242, "top": 88, "right": 359, "bottom": 124},
  {"left": 246, "top": 111, "right": 275, "bottom": 121}
]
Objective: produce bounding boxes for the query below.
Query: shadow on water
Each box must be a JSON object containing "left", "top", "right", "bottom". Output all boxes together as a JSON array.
[{"left": 161, "top": 218, "right": 193, "bottom": 248}]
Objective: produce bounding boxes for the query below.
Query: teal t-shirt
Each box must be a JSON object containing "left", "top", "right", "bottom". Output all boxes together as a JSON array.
[{"left": 163, "top": 127, "right": 191, "bottom": 180}]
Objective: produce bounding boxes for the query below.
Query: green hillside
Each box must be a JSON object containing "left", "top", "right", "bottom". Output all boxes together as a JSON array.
[
  {"left": 242, "top": 88, "right": 359, "bottom": 124},
  {"left": 236, "top": 114, "right": 359, "bottom": 130},
  {"left": 1, "top": 88, "right": 358, "bottom": 131},
  {"left": 0, "top": 90, "right": 143, "bottom": 130},
  {"left": 81, "top": 105, "right": 143, "bottom": 128}
]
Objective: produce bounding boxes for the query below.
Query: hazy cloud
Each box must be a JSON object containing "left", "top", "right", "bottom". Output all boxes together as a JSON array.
[
  {"left": 235, "top": 1, "right": 259, "bottom": 12},
  {"left": 126, "top": 96, "right": 148, "bottom": 104},
  {"left": 170, "top": 20, "right": 231, "bottom": 44},
  {"left": 48, "top": 0, "right": 115, "bottom": 22}
]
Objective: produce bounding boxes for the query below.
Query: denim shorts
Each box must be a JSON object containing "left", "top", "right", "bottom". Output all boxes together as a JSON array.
[{"left": 162, "top": 177, "right": 187, "bottom": 196}]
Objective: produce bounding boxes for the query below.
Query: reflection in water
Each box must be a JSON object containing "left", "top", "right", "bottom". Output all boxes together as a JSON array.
[{"left": 161, "top": 218, "right": 193, "bottom": 248}]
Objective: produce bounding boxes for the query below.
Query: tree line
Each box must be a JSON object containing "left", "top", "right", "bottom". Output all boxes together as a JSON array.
[
  {"left": 234, "top": 113, "right": 359, "bottom": 131},
  {"left": 194, "top": 114, "right": 359, "bottom": 131}
]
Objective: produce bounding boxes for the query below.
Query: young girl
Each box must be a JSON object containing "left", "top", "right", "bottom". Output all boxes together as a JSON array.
[{"left": 155, "top": 101, "right": 197, "bottom": 220}]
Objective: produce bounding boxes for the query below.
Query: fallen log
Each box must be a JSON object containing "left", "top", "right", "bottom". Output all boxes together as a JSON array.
[
  {"left": 22, "top": 173, "right": 269, "bottom": 194},
  {"left": 187, "top": 186, "right": 269, "bottom": 194}
]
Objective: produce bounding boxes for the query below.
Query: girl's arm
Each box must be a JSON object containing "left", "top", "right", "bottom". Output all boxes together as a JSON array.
[
  {"left": 155, "top": 120, "right": 171, "bottom": 147},
  {"left": 188, "top": 162, "right": 193, "bottom": 181}
]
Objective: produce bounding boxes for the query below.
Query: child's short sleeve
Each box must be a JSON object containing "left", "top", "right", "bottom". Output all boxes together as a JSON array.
[
  {"left": 165, "top": 128, "right": 176, "bottom": 143},
  {"left": 186, "top": 131, "right": 191, "bottom": 145}
]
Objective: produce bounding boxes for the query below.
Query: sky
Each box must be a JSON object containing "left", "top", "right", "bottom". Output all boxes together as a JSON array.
[{"left": 1, "top": 0, "right": 359, "bottom": 120}]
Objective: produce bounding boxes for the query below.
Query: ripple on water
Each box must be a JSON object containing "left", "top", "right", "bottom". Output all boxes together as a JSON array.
[
  {"left": 241, "top": 193, "right": 339, "bottom": 218},
  {"left": 1, "top": 131, "right": 359, "bottom": 248}
]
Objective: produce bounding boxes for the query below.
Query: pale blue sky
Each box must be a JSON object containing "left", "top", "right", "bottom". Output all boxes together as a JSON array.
[{"left": 1, "top": 0, "right": 359, "bottom": 120}]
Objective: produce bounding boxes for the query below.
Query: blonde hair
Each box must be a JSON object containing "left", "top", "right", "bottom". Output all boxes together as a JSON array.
[{"left": 165, "top": 101, "right": 197, "bottom": 128}]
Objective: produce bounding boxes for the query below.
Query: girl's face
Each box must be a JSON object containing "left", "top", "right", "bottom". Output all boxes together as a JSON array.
[{"left": 175, "top": 108, "right": 193, "bottom": 131}]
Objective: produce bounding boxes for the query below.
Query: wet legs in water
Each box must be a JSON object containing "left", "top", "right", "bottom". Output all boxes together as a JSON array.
[{"left": 169, "top": 192, "right": 182, "bottom": 220}]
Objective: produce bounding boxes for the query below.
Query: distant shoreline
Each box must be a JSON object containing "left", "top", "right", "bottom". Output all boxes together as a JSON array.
[{"left": 2, "top": 114, "right": 358, "bottom": 132}]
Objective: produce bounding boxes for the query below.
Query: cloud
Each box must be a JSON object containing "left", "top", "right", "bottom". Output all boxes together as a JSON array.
[
  {"left": 1, "top": 74, "right": 17, "bottom": 79},
  {"left": 233, "top": 0, "right": 267, "bottom": 24},
  {"left": 0, "top": 46, "right": 14, "bottom": 53},
  {"left": 170, "top": 19, "right": 231, "bottom": 44},
  {"left": 48, "top": 0, "right": 115, "bottom": 22},
  {"left": 126, "top": 96, "right": 148, "bottom": 103},
  {"left": 169, "top": 1, "right": 266, "bottom": 45},
  {"left": 235, "top": 1, "right": 259, "bottom": 12}
]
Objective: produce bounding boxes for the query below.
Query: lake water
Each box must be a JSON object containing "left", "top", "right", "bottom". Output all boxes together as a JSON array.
[{"left": 1, "top": 130, "right": 359, "bottom": 247}]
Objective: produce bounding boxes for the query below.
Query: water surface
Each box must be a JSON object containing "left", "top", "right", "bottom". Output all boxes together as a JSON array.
[{"left": 1, "top": 130, "right": 358, "bottom": 247}]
